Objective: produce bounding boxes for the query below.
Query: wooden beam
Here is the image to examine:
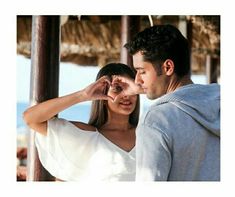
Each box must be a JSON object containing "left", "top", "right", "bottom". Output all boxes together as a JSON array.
[{"left": 27, "top": 16, "right": 60, "bottom": 181}]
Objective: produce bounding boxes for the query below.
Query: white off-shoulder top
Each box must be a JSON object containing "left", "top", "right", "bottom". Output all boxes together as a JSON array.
[{"left": 35, "top": 117, "right": 135, "bottom": 181}]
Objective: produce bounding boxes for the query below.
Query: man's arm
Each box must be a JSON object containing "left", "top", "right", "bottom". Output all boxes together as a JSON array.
[{"left": 136, "top": 124, "right": 172, "bottom": 181}]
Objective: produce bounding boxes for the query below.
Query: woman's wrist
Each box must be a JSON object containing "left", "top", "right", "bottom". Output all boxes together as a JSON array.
[{"left": 75, "top": 89, "right": 89, "bottom": 103}]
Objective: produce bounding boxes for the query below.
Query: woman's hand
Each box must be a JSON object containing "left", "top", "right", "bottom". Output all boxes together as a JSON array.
[
  {"left": 111, "top": 75, "right": 144, "bottom": 102},
  {"left": 82, "top": 76, "right": 114, "bottom": 102}
]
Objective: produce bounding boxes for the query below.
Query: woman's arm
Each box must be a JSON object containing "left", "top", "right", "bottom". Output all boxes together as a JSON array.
[{"left": 23, "top": 76, "right": 112, "bottom": 136}]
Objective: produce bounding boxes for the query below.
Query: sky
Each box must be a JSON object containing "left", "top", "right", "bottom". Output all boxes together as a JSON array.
[
  {"left": 16, "top": 55, "right": 161, "bottom": 107},
  {"left": 17, "top": 55, "right": 100, "bottom": 103},
  {"left": 17, "top": 55, "right": 207, "bottom": 104}
]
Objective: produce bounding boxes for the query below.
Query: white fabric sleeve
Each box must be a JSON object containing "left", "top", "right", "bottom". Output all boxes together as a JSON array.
[
  {"left": 35, "top": 117, "right": 65, "bottom": 178},
  {"left": 35, "top": 117, "right": 97, "bottom": 180}
]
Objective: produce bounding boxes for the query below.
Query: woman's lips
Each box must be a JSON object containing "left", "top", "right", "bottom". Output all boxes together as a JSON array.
[
  {"left": 119, "top": 100, "right": 132, "bottom": 108},
  {"left": 119, "top": 101, "right": 131, "bottom": 105}
]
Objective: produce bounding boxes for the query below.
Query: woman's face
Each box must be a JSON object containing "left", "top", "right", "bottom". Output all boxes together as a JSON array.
[{"left": 106, "top": 78, "right": 137, "bottom": 116}]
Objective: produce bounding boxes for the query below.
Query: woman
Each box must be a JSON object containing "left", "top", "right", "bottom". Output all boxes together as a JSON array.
[{"left": 23, "top": 63, "right": 140, "bottom": 181}]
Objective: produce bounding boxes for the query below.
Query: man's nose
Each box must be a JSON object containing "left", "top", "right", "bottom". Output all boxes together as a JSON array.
[{"left": 135, "top": 73, "right": 143, "bottom": 85}]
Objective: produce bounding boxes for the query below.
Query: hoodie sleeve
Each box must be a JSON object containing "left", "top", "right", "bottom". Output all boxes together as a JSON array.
[{"left": 136, "top": 124, "right": 172, "bottom": 181}]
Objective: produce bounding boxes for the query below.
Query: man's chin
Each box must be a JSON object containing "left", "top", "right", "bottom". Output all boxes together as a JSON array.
[
  {"left": 146, "top": 95, "right": 154, "bottom": 100},
  {"left": 146, "top": 93, "right": 158, "bottom": 100}
]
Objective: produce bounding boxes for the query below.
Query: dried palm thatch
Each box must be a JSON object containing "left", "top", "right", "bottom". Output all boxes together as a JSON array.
[{"left": 17, "top": 15, "right": 220, "bottom": 74}]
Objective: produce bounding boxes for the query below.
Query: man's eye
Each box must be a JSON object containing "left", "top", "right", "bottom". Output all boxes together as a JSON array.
[{"left": 137, "top": 70, "right": 145, "bottom": 75}]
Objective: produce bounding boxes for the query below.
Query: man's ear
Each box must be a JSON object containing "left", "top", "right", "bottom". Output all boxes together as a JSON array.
[{"left": 162, "top": 59, "right": 174, "bottom": 76}]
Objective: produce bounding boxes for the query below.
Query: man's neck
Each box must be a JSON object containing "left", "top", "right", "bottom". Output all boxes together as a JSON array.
[{"left": 167, "top": 74, "right": 193, "bottom": 93}]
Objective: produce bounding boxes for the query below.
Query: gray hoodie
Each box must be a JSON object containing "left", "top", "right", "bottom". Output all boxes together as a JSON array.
[{"left": 136, "top": 83, "right": 220, "bottom": 181}]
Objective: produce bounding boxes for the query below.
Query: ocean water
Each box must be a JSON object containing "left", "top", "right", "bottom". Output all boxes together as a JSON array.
[{"left": 17, "top": 102, "right": 91, "bottom": 134}]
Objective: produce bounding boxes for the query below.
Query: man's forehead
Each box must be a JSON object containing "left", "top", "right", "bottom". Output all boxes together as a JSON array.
[
  {"left": 133, "top": 52, "right": 144, "bottom": 66},
  {"left": 133, "top": 52, "right": 151, "bottom": 69},
  {"left": 133, "top": 51, "right": 144, "bottom": 60}
]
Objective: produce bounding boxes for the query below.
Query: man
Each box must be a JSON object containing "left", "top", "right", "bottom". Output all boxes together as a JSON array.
[{"left": 113, "top": 24, "right": 220, "bottom": 181}]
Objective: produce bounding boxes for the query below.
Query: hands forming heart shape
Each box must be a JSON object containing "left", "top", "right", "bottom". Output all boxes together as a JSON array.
[
  {"left": 83, "top": 75, "right": 143, "bottom": 102},
  {"left": 99, "top": 76, "right": 125, "bottom": 102}
]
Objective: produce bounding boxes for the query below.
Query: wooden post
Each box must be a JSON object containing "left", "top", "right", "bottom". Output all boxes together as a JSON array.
[
  {"left": 27, "top": 16, "right": 60, "bottom": 181},
  {"left": 178, "top": 16, "right": 187, "bottom": 38},
  {"left": 187, "top": 18, "right": 193, "bottom": 76},
  {"left": 206, "top": 54, "right": 218, "bottom": 84},
  {"left": 120, "top": 16, "right": 140, "bottom": 67}
]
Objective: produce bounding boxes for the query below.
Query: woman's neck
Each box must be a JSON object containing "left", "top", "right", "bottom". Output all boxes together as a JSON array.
[{"left": 101, "top": 113, "right": 132, "bottom": 131}]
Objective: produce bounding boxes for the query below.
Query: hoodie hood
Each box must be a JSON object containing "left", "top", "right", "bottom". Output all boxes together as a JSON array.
[{"left": 155, "top": 83, "right": 220, "bottom": 137}]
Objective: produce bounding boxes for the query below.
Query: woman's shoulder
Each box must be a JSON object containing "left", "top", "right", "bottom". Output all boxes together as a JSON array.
[
  {"left": 49, "top": 117, "right": 97, "bottom": 133},
  {"left": 69, "top": 121, "right": 97, "bottom": 132}
]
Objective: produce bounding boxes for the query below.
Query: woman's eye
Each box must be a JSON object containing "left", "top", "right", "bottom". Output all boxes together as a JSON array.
[
  {"left": 111, "top": 85, "right": 122, "bottom": 93},
  {"left": 115, "top": 86, "right": 123, "bottom": 92}
]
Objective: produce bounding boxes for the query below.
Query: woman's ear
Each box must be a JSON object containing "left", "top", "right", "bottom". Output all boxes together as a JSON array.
[{"left": 162, "top": 59, "right": 174, "bottom": 76}]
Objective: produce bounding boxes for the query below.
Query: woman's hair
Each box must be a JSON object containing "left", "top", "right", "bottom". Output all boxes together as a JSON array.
[{"left": 88, "top": 63, "right": 140, "bottom": 128}]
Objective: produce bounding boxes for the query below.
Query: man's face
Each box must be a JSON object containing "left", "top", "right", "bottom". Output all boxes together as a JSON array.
[{"left": 133, "top": 51, "right": 168, "bottom": 100}]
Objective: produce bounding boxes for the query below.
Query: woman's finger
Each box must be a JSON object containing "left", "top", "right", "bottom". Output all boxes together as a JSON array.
[{"left": 99, "top": 94, "right": 114, "bottom": 102}]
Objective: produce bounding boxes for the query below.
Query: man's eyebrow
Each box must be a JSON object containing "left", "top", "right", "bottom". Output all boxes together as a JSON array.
[{"left": 135, "top": 67, "right": 145, "bottom": 70}]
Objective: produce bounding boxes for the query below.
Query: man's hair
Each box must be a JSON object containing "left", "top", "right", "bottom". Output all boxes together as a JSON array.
[{"left": 124, "top": 24, "right": 190, "bottom": 77}]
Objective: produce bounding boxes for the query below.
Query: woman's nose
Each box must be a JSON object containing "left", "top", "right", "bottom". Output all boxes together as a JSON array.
[{"left": 122, "top": 94, "right": 130, "bottom": 99}]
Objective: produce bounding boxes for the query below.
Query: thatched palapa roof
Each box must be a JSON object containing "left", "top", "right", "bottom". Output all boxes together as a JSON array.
[{"left": 17, "top": 15, "right": 220, "bottom": 74}]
